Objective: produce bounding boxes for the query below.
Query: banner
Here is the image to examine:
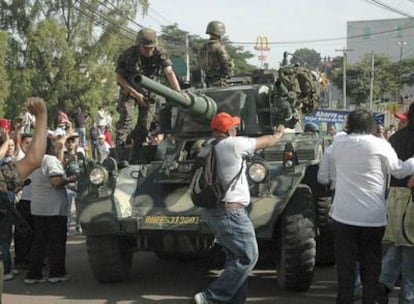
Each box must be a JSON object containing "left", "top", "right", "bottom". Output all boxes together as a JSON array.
[{"left": 304, "top": 109, "right": 385, "bottom": 135}]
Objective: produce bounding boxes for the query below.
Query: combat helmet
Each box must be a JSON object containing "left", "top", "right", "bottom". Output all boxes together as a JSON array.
[
  {"left": 206, "top": 20, "right": 226, "bottom": 37},
  {"left": 136, "top": 28, "right": 158, "bottom": 47}
]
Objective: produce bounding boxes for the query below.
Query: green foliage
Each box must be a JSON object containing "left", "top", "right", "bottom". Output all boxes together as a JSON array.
[
  {"left": 0, "top": 1, "right": 256, "bottom": 126},
  {"left": 329, "top": 54, "right": 399, "bottom": 105},
  {"left": 0, "top": 31, "right": 10, "bottom": 116},
  {"left": 1, "top": 0, "right": 139, "bottom": 125},
  {"left": 291, "top": 48, "right": 321, "bottom": 71}
]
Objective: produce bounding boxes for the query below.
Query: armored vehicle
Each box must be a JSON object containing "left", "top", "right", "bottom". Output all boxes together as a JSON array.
[{"left": 78, "top": 53, "right": 332, "bottom": 292}]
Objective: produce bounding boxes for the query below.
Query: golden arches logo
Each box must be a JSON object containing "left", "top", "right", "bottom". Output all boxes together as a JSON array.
[{"left": 254, "top": 36, "right": 270, "bottom": 51}]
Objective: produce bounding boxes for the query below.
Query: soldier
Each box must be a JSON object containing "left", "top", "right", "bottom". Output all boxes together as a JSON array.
[
  {"left": 0, "top": 97, "right": 47, "bottom": 302},
  {"left": 115, "top": 28, "right": 181, "bottom": 161},
  {"left": 198, "top": 20, "right": 234, "bottom": 87}
]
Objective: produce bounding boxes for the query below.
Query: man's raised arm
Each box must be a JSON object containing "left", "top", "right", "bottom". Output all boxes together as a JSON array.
[{"left": 15, "top": 97, "right": 48, "bottom": 179}]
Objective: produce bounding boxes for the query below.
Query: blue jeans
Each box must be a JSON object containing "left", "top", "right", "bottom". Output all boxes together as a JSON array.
[
  {"left": 380, "top": 244, "right": 414, "bottom": 304},
  {"left": 0, "top": 215, "right": 12, "bottom": 274},
  {"left": 0, "top": 244, "right": 10, "bottom": 274},
  {"left": 76, "top": 127, "right": 86, "bottom": 148},
  {"left": 203, "top": 207, "right": 258, "bottom": 304},
  {"left": 66, "top": 189, "right": 80, "bottom": 231}
]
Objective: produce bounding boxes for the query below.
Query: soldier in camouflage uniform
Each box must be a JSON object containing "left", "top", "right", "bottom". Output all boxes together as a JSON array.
[
  {"left": 0, "top": 97, "right": 47, "bottom": 303},
  {"left": 198, "top": 21, "right": 234, "bottom": 88},
  {"left": 115, "top": 28, "right": 181, "bottom": 161}
]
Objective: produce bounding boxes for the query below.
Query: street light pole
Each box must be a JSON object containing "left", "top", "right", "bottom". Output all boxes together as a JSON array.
[
  {"left": 336, "top": 48, "right": 352, "bottom": 110},
  {"left": 398, "top": 41, "right": 407, "bottom": 103},
  {"left": 369, "top": 52, "right": 375, "bottom": 112}
]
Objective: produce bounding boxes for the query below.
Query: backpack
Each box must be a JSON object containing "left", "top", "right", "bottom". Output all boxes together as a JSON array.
[{"left": 190, "top": 137, "right": 242, "bottom": 208}]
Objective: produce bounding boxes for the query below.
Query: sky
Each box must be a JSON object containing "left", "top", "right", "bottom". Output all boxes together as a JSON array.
[{"left": 133, "top": 0, "right": 413, "bottom": 69}]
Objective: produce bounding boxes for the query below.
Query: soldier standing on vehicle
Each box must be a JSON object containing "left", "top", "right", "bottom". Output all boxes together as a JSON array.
[
  {"left": 194, "top": 112, "right": 284, "bottom": 304},
  {"left": 198, "top": 21, "right": 234, "bottom": 88},
  {"left": 115, "top": 28, "right": 181, "bottom": 162},
  {"left": 0, "top": 97, "right": 48, "bottom": 302}
]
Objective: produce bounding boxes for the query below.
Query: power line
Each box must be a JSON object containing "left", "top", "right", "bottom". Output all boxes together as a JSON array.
[
  {"left": 364, "top": 0, "right": 414, "bottom": 18},
  {"left": 96, "top": 0, "right": 144, "bottom": 29},
  {"left": 148, "top": 6, "right": 173, "bottom": 25},
  {"left": 231, "top": 23, "right": 414, "bottom": 46},
  {"left": 74, "top": 1, "right": 135, "bottom": 42}
]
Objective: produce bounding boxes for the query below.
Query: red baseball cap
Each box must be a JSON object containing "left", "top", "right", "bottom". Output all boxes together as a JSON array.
[
  {"left": 395, "top": 111, "right": 408, "bottom": 121},
  {"left": 395, "top": 102, "right": 414, "bottom": 121},
  {"left": 210, "top": 112, "right": 240, "bottom": 133}
]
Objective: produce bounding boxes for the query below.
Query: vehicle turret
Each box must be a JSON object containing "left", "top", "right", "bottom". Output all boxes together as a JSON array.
[{"left": 132, "top": 74, "right": 217, "bottom": 119}]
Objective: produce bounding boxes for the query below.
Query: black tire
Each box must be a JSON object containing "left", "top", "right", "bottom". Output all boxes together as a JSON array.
[
  {"left": 276, "top": 184, "right": 316, "bottom": 292},
  {"left": 315, "top": 196, "right": 336, "bottom": 266},
  {"left": 86, "top": 235, "right": 133, "bottom": 283}
]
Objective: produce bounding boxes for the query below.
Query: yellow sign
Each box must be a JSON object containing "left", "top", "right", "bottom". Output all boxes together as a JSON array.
[
  {"left": 144, "top": 215, "right": 200, "bottom": 225},
  {"left": 319, "top": 72, "right": 329, "bottom": 90},
  {"left": 254, "top": 36, "right": 270, "bottom": 51}
]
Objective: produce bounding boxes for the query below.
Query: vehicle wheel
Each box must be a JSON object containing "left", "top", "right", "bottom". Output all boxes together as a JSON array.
[
  {"left": 86, "top": 235, "right": 133, "bottom": 283},
  {"left": 316, "top": 196, "right": 335, "bottom": 266},
  {"left": 275, "top": 184, "right": 316, "bottom": 292}
]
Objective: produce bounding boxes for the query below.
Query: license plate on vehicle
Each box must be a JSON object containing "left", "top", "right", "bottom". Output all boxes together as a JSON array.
[{"left": 144, "top": 215, "right": 200, "bottom": 226}]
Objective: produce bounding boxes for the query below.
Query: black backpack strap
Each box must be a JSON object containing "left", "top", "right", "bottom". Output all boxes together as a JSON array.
[
  {"left": 225, "top": 161, "right": 244, "bottom": 193},
  {"left": 211, "top": 136, "right": 244, "bottom": 195}
]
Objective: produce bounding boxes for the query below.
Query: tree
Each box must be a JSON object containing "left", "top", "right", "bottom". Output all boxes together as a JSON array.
[
  {"left": 0, "top": 31, "right": 10, "bottom": 116},
  {"left": 290, "top": 48, "right": 321, "bottom": 71},
  {"left": 329, "top": 54, "right": 399, "bottom": 106},
  {"left": 1, "top": 1, "right": 255, "bottom": 124},
  {"left": 1, "top": 0, "right": 149, "bottom": 124}
]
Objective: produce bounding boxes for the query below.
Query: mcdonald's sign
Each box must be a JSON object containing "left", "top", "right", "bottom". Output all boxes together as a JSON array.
[{"left": 254, "top": 36, "right": 270, "bottom": 51}]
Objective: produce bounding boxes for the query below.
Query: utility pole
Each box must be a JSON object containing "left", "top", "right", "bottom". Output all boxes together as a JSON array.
[
  {"left": 398, "top": 41, "right": 407, "bottom": 103},
  {"left": 185, "top": 34, "right": 190, "bottom": 83},
  {"left": 369, "top": 52, "right": 375, "bottom": 112},
  {"left": 336, "top": 48, "right": 352, "bottom": 110}
]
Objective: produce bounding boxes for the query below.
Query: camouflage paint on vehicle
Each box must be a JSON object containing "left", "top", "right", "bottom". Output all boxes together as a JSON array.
[{"left": 78, "top": 53, "right": 330, "bottom": 291}]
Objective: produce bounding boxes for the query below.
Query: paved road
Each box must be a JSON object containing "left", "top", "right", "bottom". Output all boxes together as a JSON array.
[{"left": 3, "top": 233, "right": 399, "bottom": 304}]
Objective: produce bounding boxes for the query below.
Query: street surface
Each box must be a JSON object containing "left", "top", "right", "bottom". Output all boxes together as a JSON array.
[{"left": 3, "top": 231, "right": 399, "bottom": 304}]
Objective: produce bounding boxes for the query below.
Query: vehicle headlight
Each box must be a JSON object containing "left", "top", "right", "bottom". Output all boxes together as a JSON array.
[
  {"left": 248, "top": 162, "right": 268, "bottom": 183},
  {"left": 89, "top": 166, "right": 108, "bottom": 185}
]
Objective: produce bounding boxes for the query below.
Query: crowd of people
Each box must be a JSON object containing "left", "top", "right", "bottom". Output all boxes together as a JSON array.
[
  {"left": 318, "top": 106, "right": 414, "bottom": 304},
  {"left": 0, "top": 100, "right": 116, "bottom": 296}
]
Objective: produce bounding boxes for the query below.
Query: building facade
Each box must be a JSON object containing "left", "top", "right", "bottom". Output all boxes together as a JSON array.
[{"left": 347, "top": 18, "right": 414, "bottom": 64}]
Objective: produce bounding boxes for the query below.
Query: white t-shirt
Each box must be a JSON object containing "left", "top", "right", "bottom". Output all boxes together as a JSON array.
[
  {"left": 31, "top": 155, "right": 69, "bottom": 216},
  {"left": 325, "top": 133, "right": 414, "bottom": 227},
  {"left": 214, "top": 136, "right": 256, "bottom": 206},
  {"left": 97, "top": 141, "right": 111, "bottom": 163},
  {"left": 48, "top": 126, "right": 66, "bottom": 138},
  {"left": 97, "top": 110, "right": 106, "bottom": 127}
]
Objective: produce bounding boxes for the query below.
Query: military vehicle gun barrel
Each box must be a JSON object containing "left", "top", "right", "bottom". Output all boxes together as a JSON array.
[{"left": 133, "top": 74, "right": 217, "bottom": 118}]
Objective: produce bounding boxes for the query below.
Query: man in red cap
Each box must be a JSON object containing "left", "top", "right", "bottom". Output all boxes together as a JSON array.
[
  {"left": 194, "top": 112, "right": 284, "bottom": 304},
  {"left": 394, "top": 110, "right": 408, "bottom": 130}
]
